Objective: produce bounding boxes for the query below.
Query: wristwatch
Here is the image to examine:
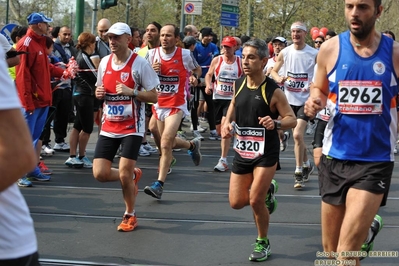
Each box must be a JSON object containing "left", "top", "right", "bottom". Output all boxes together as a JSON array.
[
  {"left": 274, "top": 120, "right": 281, "bottom": 130},
  {"left": 132, "top": 88, "right": 139, "bottom": 98}
]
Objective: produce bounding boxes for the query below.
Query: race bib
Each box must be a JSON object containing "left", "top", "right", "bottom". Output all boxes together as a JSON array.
[
  {"left": 285, "top": 72, "right": 309, "bottom": 93},
  {"left": 157, "top": 75, "right": 179, "bottom": 96},
  {"left": 233, "top": 125, "right": 265, "bottom": 159},
  {"left": 104, "top": 93, "right": 133, "bottom": 121},
  {"left": 215, "top": 76, "right": 234, "bottom": 97},
  {"left": 338, "top": 80, "right": 382, "bottom": 115},
  {"left": 316, "top": 107, "right": 331, "bottom": 122}
]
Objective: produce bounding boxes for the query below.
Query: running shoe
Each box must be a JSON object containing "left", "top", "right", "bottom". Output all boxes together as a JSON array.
[
  {"left": 209, "top": 131, "right": 221, "bottom": 140},
  {"left": 214, "top": 158, "right": 228, "bottom": 172},
  {"left": 360, "top": 214, "right": 383, "bottom": 260},
  {"left": 27, "top": 171, "right": 51, "bottom": 181},
  {"left": 138, "top": 145, "right": 150, "bottom": 156},
  {"left": 80, "top": 156, "right": 93, "bottom": 169},
  {"left": 157, "top": 157, "right": 177, "bottom": 175},
  {"left": 266, "top": 179, "right": 278, "bottom": 214},
  {"left": 190, "top": 124, "right": 207, "bottom": 133},
  {"left": 280, "top": 131, "right": 290, "bottom": 152},
  {"left": 193, "top": 130, "right": 205, "bottom": 141},
  {"left": 41, "top": 144, "right": 55, "bottom": 156},
  {"left": 133, "top": 167, "right": 142, "bottom": 196},
  {"left": 38, "top": 161, "right": 53, "bottom": 175},
  {"left": 294, "top": 172, "right": 304, "bottom": 189},
  {"left": 176, "top": 131, "right": 187, "bottom": 141},
  {"left": 117, "top": 214, "right": 138, "bottom": 232},
  {"left": 143, "top": 143, "right": 157, "bottom": 154},
  {"left": 144, "top": 181, "right": 163, "bottom": 199},
  {"left": 303, "top": 162, "right": 314, "bottom": 182},
  {"left": 65, "top": 157, "right": 84, "bottom": 168},
  {"left": 249, "top": 239, "right": 271, "bottom": 262},
  {"left": 17, "top": 177, "right": 33, "bottom": 187},
  {"left": 188, "top": 138, "right": 202, "bottom": 166},
  {"left": 53, "top": 142, "right": 70, "bottom": 152}
]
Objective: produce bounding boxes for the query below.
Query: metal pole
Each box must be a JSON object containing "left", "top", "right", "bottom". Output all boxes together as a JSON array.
[
  {"left": 6, "top": 0, "right": 9, "bottom": 24},
  {"left": 180, "top": 0, "right": 186, "bottom": 32},
  {"left": 75, "top": 0, "right": 84, "bottom": 39},
  {"left": 91, "top": 0, "right": 98, "bottom": 34},
  {"left": 126, "top": 0, "right": 131, "bottom": 24}
]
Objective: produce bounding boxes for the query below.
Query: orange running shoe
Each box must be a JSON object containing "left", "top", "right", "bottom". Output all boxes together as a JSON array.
[
  {"left": 134, "top": 167, "right": 142, "bottom": 196},
  {"left": 117, "top": 214, "right": 137, "bottom": 232},
  {"left": 38, "top": 161, "right": 53, "bottom": 175}
]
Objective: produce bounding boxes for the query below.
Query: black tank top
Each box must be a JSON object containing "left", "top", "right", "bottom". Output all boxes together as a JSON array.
[{"left": 233, "top": 76, "right": 280, "bottom": 161}]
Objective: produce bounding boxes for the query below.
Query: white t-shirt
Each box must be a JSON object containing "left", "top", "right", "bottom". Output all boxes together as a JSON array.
[
  {"left": 281, "top": 44, "right": 318, "bottom": 106},
  {"left": 0, "top": 48, "right": 38, "bottom": 259},
  {"left": 0, "top": 34, "right": 12, "bottom": 53}
]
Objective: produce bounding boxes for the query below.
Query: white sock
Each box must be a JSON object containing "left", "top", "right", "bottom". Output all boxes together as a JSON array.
[
  {"left": 125, "top": 210, "right": 135, "bottom": 217},
  {"left": 295, "top": 166, "right": 302, "bottom": 173},
  {"left": 211, "top": 129, "right": 217, "bottom": 134},
  {"left": 221, "top": 157, "right": 227, "bottom": 162},
  {"left": 303, "top": 160, "right": 310, "bottom": 168}
]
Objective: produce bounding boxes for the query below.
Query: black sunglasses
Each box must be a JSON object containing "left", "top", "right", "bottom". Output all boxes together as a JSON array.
[{"left": 314, "top": 41, "right": 323, "bottom": 44}]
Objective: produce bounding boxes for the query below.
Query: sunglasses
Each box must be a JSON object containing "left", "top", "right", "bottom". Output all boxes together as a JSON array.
[{"left": 314, "top": 41, "right": 323, "bottom": 44}]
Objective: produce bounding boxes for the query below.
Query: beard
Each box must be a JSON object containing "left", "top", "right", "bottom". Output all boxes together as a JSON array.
[{"left": 347, "top": 18, "right": 376, "bottom": 41}]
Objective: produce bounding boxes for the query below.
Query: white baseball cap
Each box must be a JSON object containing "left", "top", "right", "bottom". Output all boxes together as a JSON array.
[{"left": 105, "top": 22, "right": 131, "bottom": 36}]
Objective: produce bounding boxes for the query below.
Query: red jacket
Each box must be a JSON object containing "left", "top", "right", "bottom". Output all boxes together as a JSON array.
[{"left": 15, "top": 28, "right": 64, "bottom": 111}]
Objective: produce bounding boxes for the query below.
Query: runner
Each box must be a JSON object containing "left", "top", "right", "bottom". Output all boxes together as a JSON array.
[
  {"left": 93, "top": 22, "right": 159, "bottom": 232},
  {"left": 221, "top": 39, "right": 296, "bottom": 262},
  {"left": 305, "top": 0, "right": 398, "bottom": 263}
]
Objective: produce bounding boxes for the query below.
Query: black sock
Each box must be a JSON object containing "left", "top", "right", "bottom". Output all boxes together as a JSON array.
[
  {"left": 78, "top": 155, "right": 85, "bottom": 160},
  {"left": 158, "top": 181, "right": 164, "bottom": 186},
  {"left": 142, "top": 141, "right": 148, "bottom": 145},
  {"left": 70, "top": 155, "right": 76, "bottom": 158}
]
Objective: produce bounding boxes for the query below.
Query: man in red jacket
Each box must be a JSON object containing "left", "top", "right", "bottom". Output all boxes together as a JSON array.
[{"left": 15, "top": 12, "right": 64, "bottom": 187}]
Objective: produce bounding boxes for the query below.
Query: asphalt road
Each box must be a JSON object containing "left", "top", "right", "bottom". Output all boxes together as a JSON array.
[{"left": 21, "top": 123, "right": 399, "bottom": 266}]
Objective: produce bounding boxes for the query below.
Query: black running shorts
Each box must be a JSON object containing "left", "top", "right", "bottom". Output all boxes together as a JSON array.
[
  {"left": 318, "top": 155, "right": 393, "bottom": 206},
  {"left": 94, "top": 135, "right": 142, "bottom": 161},
  {"left": 290, "top": 105, "right": 309, "bottom": 122}
]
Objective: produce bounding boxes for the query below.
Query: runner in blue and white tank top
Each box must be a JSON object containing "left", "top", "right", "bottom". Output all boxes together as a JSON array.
[{"left": 304, "top": 1, "right": 399, "bottom": 263}]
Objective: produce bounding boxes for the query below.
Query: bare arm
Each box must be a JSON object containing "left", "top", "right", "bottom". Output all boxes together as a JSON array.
[
  {"left": 304, "top": 40, "right": 335, "bottom": 118},
  {"left": 205, "top": 57, "right": 218, "bottom": 94},
  {"left": 270, "top": 52, "right": 286, "bottom": 84},
  {"left": 0, "top": 109, "right": 36, "bottom": 191}
]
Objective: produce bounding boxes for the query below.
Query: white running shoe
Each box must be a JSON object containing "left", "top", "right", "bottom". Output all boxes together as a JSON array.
[
  {"left": 214, "top": 159, "right": 228, "bottom": 172},
  {"left": 65, "top": 157, "right": 84, "bottom": 168},
  {"left": 80, "top": 156, "right": 93, "bottom": 168},
  {"left": 143, "top": 143, "right": 157, "bottom": 154},
  {"left": 138, "top": 145, "right": 150, "bottom": 156},
  {"left": 190, "top": 124, "right": 207, "bottom": 133},
  {"left": 41, "top": 144, "right": 55, "bottom": 156},
  {"left": 176, "top": 131, "right": 187, "bottom": 141},
  {"left": 193, "top": 130, "right": 205, "bottom": 141},
  {"left": 209, "top": 132, "right": 221, "bottom": 140},
  {"left": 54, "top": 142, "right": 70, "bottom": 151}
]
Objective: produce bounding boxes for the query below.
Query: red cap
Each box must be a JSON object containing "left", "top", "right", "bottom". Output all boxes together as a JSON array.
[{"left": 221, "top": 36, "right": 237, "bottom": 48}]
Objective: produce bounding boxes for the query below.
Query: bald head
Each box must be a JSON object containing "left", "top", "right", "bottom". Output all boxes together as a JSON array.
[{"left": 97, "top": 18, "right": 111, "bottom": 41}]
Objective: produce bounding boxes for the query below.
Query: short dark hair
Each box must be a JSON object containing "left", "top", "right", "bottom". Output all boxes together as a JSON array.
[
  {"left": 51, "top": 26, "right": 60, "bottom": 39},
  {"left": 162, "top": 24, "right": 179, "bottom": 38},
  {"left": 326, "top": 30, "right": 337, "bottom": 38},
  {"left": 130, "top": 27, "right": 140, "bottom": 35},
  {"left": 10, "top": 25, "right": 28, "bottom": 43},
  {"left": 149, "top": 21, "right": 162, "bottom": 33},
  {"left": 240, "top": 35, "right": 251, "bottom": 44},
  {"left": 383, "top": 30, "right": 395, "bottom": 41}
]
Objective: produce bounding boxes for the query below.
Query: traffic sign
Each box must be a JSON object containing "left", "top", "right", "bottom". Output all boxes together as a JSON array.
[
  {"left": 184, "top": 0, "right": 203, "bottom": 15},
  {"left": 220, "top": 19, "right": 239, "bottom": 28},
  {"left": 221, "top": 4, "right": 239, "bottom": 13},
  {"left": 220, "top": 12, "right": 239, "bottom": 20},
  {"left": 222, "top": 0, "right": 239, "bottom": 6},
  {"left": 220, "top": 2, "right": 239, "bottom": 28}
]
